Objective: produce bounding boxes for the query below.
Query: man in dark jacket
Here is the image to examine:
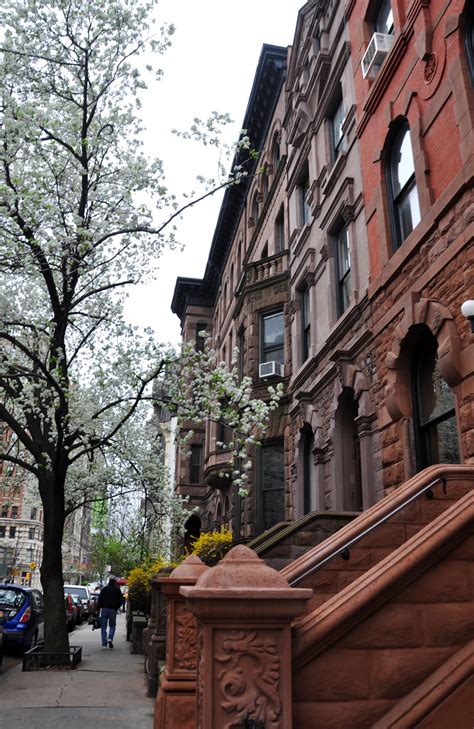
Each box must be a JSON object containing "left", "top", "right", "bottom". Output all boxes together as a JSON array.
[{"left": 97, "top": 576, "right": 123, "bottom": 649}]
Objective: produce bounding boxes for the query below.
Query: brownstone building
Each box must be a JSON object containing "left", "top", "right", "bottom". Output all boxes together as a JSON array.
[
  {"left": 171, "top": 0, "right": 473, "bottom": 544},
  {"left": 161, "top": 1, "right": 473, "bottom": 726}
]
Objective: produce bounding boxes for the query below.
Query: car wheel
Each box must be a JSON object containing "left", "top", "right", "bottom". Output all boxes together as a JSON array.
[{"left": 25, "top": 630, "right": 38, "bottom": 652}]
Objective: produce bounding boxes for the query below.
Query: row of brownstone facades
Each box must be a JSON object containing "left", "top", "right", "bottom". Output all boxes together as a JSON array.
[{"left": 171, "top": 0, "right": 474, "bottom": 542}]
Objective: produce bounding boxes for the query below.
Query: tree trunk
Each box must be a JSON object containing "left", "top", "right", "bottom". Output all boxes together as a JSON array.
[{"left": 39, "top": 470, "right": 69, "bottom": 653}]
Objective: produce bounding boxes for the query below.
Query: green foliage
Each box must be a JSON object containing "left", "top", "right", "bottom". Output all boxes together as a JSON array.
[{"left": 190, "top": 528, "right": 233, "bottom": 566}]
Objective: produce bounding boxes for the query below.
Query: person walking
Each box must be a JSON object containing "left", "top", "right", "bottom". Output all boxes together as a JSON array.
[{"left": 97, "top": 576, "right": 124, "bottom": 649}]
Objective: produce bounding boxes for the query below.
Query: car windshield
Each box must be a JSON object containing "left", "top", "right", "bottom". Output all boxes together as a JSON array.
[
  {"left": 64, "top": 587, "right": 88, "bottom": 599},
  {"left": 0, "top": 588, "right": 26, "bottom": 608}
]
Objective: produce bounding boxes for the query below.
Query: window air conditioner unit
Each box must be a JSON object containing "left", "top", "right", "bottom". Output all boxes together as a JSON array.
[
  {"left": 259, "top": 361, "right": 284, "bottom": 379},
  {"left": 361, "top": 32, "right": 395, "bottom": 79}
]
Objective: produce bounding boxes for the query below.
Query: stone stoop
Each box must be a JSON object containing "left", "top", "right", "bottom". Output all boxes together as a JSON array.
[
  {"left": 249, "top": 511, "right": 357, "bottom": 571},
  {"left": 289, "top": 483, "right": 474, "bottom": 729},
  {"left": 281, "top": 465, "right": 474, "bottom": 613}
]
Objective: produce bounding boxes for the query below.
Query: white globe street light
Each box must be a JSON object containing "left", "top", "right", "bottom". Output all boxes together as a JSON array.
[{"left": 460, "top": 300, "right": 474, "bottom": 333}]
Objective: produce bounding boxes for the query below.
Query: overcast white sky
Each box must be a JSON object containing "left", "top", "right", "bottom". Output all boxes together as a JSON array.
[{"left": 123, "top": 0, "right": 304, "bottom": 344}]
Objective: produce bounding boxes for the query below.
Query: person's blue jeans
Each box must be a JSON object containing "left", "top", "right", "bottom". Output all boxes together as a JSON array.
[{"left": 100, "top": 607, "right": 117, "bottom": 646}]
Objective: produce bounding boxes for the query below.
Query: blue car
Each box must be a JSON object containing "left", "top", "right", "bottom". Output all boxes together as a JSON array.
[{"left": 0, "top": 584, "right": 44, "bottom": 650}]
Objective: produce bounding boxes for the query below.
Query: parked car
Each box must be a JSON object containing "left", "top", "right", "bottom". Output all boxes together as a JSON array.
[
  {"left": 70, "top": 594, "right": 84, "bottom": 625},
  {"left": 0, "top": 584, "right": 44, "bottom": 650},
  {"left": 0, "top": 610, "right": 4, "bottom": 665},
  {"left": 64, "top": 593, "right": 77, "bottom": 632},
  {"left": 63, "top": 584, "right": 91, "bottom": 617}
]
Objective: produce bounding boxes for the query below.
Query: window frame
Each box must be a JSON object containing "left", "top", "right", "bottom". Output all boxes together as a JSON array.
[
  {"left": 301, "top": 287, "right": 311, "bottom": 362},
  {"left": 189, "top": 444, "right": 203, "bottom": 484},
  {"left": 374, "top": 0, "right": 394, "bottom": 34},
  {"left": 335, "top": 226, "right": 352, "bottom": 317},
  {"left": 411, "top": 330, "right": 460, "bottom": 471},
  {"left": 257, "top": 440, "right": 286, "bottom": 533},
  {"left": 275, "top": 206, "right": 285, "bottom": 253},
  {"left": 297, "top": 164, "right": 311, "bottom": 228},
  {"left": 465, "top": 3, "right": 474, "bottom": 84},
  {"left": 386, "top": 120, "right": 421, "bottom": 250},
  {"left": 330, "top": 96, "right": 345, "bottom": 162},
  {"left": 261, "top": 310, "right": 284, "bottom": 365}
]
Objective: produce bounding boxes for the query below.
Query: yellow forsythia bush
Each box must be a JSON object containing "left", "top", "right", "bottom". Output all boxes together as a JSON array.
[
  {"left": 127, "top": 558, "right": 181, "bottom": 613},
  {"left": 191, "top": 528, "right": 233, "bottom": 566}
]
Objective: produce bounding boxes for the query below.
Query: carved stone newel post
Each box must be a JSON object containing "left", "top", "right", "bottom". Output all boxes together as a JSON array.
[
  {"left": 154, "top": 555, "right": 209, "bottom": 729},
  {"left": 145, "top": 567, "right": 173, "bottom": 697},
  {"left": 181, "top": 545, "right": 312, "bottom": 729}
]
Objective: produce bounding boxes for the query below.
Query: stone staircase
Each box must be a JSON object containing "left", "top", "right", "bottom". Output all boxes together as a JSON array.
[
  {"left": 247, "top": 511, "right": 357, "bottom": 571},
  {"left": 282, "top": 464, "right": 474, "bottom": 728}
]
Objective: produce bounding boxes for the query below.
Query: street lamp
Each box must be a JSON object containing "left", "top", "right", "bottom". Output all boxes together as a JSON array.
[{"left": 461, "top": 299, "right": 474, "bottom": 333}]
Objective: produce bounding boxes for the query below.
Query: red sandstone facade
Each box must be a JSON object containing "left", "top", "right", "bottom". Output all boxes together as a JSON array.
[{"left": 171, "top": 0, "right": 473, "bottom": 550}]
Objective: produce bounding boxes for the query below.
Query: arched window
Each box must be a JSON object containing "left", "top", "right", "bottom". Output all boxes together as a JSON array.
[
  {"left": 412, "top": 327, "right": 460, "bottom": 470},
  {"left": 272, "top": 136, "right": 281, "bottom": 170},
  {"left": 252, "top": 193, "right": 260, "bottom": 223},
  {"left": 387, "top": 121, "right": 421, "bottom": 250}
]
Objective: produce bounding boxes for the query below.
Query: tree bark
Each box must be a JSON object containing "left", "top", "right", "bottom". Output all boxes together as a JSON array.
[{"left": 39, "top": 470, "right": 69, "bottom": 653}]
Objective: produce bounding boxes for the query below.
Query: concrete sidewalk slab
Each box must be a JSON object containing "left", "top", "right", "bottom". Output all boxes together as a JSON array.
[{"left": 0, "top": 613, "right": 155, "bottom": 728}]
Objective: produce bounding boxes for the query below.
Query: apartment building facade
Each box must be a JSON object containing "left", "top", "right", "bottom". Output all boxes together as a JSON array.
[{"left": 171, "top": 0, "right": 473, "bottom": 545}]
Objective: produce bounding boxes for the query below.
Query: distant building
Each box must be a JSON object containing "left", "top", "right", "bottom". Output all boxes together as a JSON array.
[{"left": 1, "top": 424, "right": 92, "bottom": 587}]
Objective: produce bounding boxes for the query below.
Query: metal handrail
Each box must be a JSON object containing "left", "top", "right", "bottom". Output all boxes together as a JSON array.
[{"left": 289, "top": 476, "right": 446, "bottom": 587}]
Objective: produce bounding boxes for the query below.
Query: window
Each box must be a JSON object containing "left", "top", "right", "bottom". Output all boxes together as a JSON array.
[
  {"left": 302, "top": 425, "right": 316, "bottom": 514},
  {"left": 466, "top": 3, "right": 474, "bottom": 84},
  {"left": 331, "top": 96, "right": 345, "bottom": 162},
  {"left": 30, "top": 507, "right": 37, "bottom": 520},
  {"left": 275, "top": 207, "right": 285, "bottom": 253},
  {"left": 261, "top": 242, "right": 268, "bottom": 259},
  {"left": 0, "top": 527, "right": 5, "bottom": 538},
  {"left": 195, "top": 322, "right": 208, "bottom": 352},
  {"left": 190, "top": 445, "right": 202, "bottom": 484},
  {"left": 252, "top": 193, "right": 260, "bottom": 223},
  {"left": 237, "top": 329, "right": 245, "bottom": 381},
  {"left": 272, "top": 137, "right": 281, "bottom": 170},
  {"left": 412, "top": 328, "right": 460, "bottom": 471},
  {"left": 11, "top": 506, "right": 18, "bottom": 519},
  {"left": 261, "top": 311, "right": 284, "bottom": 365},
  {"left": 262, "top": 173, "right": 269, "bottom": 201},
  {"left": 1, "top": 505, "right": 8, "bottom": 518},
  {"left": 387, "top": 121, "right": 421, "bottom": 249},
  {"left": 9, "top": 526, "right": 16, "bottom": 538},
  {"left": 301, "top": 287, "right": 311, "bottom": 362},
  {"left": 335, "top": 227, "right": 352, "bottom": 316},
  {"left": 258, "top": 442, "right": 285, "bottom": 532},
  {"left": 297, "top": 164, "right": 311, "bottom": 227},
  {"left": 375, "top": 0, "right": 394, "bottom": 34},
  {"left": 28, "top": 527, "right": 35, "bottom": 540}
]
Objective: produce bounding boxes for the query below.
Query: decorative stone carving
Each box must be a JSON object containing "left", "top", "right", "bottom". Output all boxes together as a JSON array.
[
  {"left": 174, "top": 604, "right": 197, "bottom": 670},
  {"left": 216, "top": 630, "right": 281, "bottom": 729}
]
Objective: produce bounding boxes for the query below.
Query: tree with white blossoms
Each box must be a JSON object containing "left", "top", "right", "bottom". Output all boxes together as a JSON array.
[{"left": 0, "top": 0, "right": 281, "bottom": 652}]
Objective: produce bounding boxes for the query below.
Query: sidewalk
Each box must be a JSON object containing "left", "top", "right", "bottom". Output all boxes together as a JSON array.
[{"left": 0, "top": 613, "right": 155, "bottom": 729}]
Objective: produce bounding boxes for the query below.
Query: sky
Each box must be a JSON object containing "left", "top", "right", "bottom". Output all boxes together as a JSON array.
[{"left": 123, "top": 0, "right": 304, "bottom": 345}]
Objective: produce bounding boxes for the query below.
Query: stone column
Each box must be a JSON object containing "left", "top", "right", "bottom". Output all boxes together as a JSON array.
[
  {"left": 154, "top": 555, "right": 209, "bottom": 729},
  {"left": 181, "top": 545, "right": 312, "bottom": 729},
  {"left": 145, "top": 567, "right": 173, "bottom": 697}
]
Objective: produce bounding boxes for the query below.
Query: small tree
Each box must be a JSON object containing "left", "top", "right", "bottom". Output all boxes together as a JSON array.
[{"left": 0, "top": 0, "right": 280, "bottom": 654}]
